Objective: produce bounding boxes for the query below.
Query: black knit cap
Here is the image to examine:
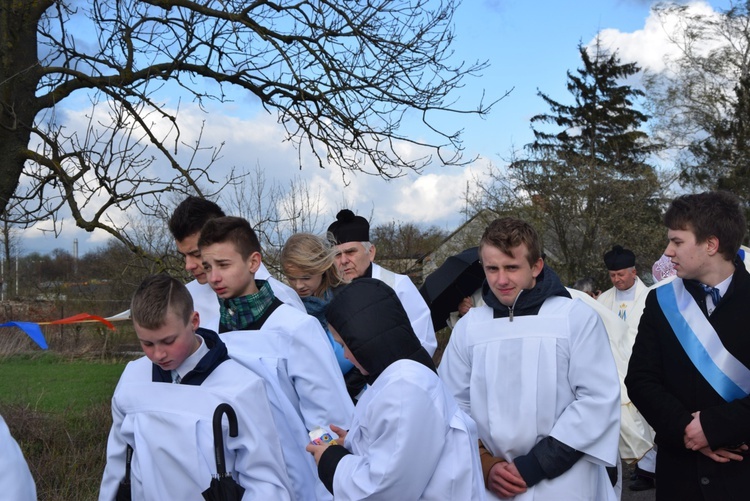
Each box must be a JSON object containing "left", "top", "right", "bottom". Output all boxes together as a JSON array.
[
  {"left": 327, "top": 209, "right": 370, "bottom": 244},
  {"left": 603, "top": 245, "right": 636, "bottom": 271}
]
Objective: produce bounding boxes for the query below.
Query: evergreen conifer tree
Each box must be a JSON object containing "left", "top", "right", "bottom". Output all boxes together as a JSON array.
[{"left": 508, "top": 42, "right": 663, "bottom": 283}]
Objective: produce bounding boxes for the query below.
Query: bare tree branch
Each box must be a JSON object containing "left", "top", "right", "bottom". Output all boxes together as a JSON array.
[{"left": 0, "top": 0, "right": 500, "bottom": 253}]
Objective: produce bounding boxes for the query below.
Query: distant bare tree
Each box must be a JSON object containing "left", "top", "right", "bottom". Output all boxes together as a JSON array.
[
  {"left": 371, "top": 221, "right": 447, "bottom": 275},
  {"left": 0, "top": 211, "right": 22, "bottom": 300},
  {"left": 221, "top": 165, "right": 329, "bottom": 274}
]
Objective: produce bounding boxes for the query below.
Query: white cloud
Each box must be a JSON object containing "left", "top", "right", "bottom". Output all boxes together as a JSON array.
[
  {"left": 595, "top": 1, "right": 722, "bottom": 73},
  {"left": 394, "top": 159, "right": 493, "bottom": 224}
]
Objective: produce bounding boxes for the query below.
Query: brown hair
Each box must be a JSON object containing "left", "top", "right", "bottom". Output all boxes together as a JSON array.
[
  {"left": 479, "top": 217, "right": 542, "bottom": 267},
  {"left": 198, "top": 216, "right": 262, "bottom": 260},
  {"left": 131, "top": 274, "right": 193, "bottom": 330},
  {"left": 168, "top": 196, "right": 225, "bottom": 241},
  {"left": 664, "top": 191, "right": 746, "bottom": 261}
]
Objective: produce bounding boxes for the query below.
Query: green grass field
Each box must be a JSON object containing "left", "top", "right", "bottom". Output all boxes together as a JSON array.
[
  {"left": 0, "top": 353, "right": 127, "bottom": 412},
  {"left": 0, "top": 353, "right": 131, "bottom": 500}
]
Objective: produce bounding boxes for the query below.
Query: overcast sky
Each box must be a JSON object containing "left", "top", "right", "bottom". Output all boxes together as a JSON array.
[{"left": 18, "top": 0, "right": 732, "bottom": 257}]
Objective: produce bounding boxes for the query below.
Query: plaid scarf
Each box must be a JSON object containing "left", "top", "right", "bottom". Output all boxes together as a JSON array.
[{"left": 219, "top": 280, "right": 275, "bottom": 332}]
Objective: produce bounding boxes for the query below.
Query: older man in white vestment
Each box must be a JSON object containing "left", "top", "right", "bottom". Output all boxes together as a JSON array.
[
  {"left": 327, "top": 209, "right": 437, "bottom": 356},
  {"left": 440, "top": 217, "right": 621, "bottom": 500},
  {"left": 598, "top": 244, "right": 656, "bottom": 491},
  {"left": 598, "top": 245, "right": 649, "bottom": 323}
]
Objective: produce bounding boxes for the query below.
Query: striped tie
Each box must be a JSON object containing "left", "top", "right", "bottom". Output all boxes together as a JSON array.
[{"left": 701, "top": 284, "right": 722, "bottom": 306}]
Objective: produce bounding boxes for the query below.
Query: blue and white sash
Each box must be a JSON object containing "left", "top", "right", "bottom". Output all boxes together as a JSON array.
[{"left": 656, "top": 279, "right": 750, "bottom": 402}]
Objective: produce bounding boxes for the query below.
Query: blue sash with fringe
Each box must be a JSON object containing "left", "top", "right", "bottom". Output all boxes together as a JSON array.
[{"left": 656, "top": 279, "right": 750, "bottom": 402}]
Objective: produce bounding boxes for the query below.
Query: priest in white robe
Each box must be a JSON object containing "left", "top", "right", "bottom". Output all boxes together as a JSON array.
[
  {"left": 327, "top": 209, "right": 437, "bottom": 356},
  {"left": 597, "top": 245, "right": 649, "bottom": 323},
  {"left": 598, "top": 245, "right": 656, "bottom": 491}
]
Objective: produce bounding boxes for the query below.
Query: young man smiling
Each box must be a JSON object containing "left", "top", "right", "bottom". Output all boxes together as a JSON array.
[
  {"left": 439, "top": 217, "right": 620, "bottom": 500},
  {"left": 626, "top": 191, "right": 750, "bottom": 501}
]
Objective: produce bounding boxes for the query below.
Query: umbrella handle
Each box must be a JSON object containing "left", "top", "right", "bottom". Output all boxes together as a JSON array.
[
  {"left": 125, "top": 444, "right": 133, "bottom": 481},
  {"left": 212, "top": 403, "right": 239, "bottom": 476}
]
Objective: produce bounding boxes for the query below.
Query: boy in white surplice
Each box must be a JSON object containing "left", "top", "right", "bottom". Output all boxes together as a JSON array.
[
  {"left": 306, "top": 278, "right": 486, "bottom": 500},
  {"left": 99, "top": 274, "right": 292, "bottom": 501},
  {"left": 439, "top": 217, "right": 621, "bottom": 500}
]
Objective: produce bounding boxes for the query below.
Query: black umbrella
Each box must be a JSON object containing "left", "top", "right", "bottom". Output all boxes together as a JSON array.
[
  {"left": 202, "top": 403, "right": 246, "bottom": 501},
  {"left": 420, "top": 246, "right": 484, "bottom": 330},
  {"left": 115, "top": 444, "right": 133, "bottom": 501}
]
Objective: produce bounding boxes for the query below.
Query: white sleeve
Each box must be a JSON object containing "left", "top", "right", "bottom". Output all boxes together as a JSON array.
[
  {"left": 0, "top": 415, "right": 36, "bottom": 501},
  {"left": 549, "top": 301, "right": 621, "bottom": 466},
  {"left": 395, "top": 275, "right": 437, "bottom": 356},
  {"left": 98, "top": 391, "right": 128, "bottom": 501},
  {"left": 332, "top": 380, "right": 446, "bottom": 500},
  {"left": 289, "top": 315, "right": 355, "bottom": 431},
  {"left": 230, "top": 378, "right": 294, "bottom": 500},
  {"left": 437, "top": 316, "right": 473, "bottom": 415}
]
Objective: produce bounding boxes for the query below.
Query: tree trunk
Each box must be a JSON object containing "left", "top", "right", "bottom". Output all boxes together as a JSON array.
[{"left": 0, "top": 0, "right": 46, "bottom": 213}]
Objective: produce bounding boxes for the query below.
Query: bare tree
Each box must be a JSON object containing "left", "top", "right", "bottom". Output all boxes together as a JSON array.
[
  {"left": 644, "top": 1, "right": 750, "bottom": 161},
  {"left": 0, "top": 0, "right": 497, "bottom": 257},
  {"left": 221, "top": 164, "right": 331, "bottom": 275}
]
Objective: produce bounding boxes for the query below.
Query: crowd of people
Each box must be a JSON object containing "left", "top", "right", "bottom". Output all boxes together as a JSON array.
[{"left": 4, "top": 190, "right": 749, "bottom": 501}]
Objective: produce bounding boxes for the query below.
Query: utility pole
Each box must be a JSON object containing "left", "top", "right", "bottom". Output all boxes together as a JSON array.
[{"left": 73, "top": 238, "right": 78, "bottom": 276}]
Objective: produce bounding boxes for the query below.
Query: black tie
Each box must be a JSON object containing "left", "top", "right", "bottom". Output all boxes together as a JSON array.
[{"left": 701, "top": 284, "right": 722, "bottom": 306}]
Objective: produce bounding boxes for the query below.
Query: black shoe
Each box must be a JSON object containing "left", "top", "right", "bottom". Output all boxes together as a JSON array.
[{"left": 629, "top": 476, "right": 655, "bottom": 491}]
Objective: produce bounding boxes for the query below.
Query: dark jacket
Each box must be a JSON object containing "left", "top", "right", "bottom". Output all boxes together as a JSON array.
[
  {"left": 482, "top": 264, "right": 571, "bottom": 319},
  {"left": 625, "top": 259, "right": 750, "bottom": 500},
  {"left": 325, "top": 278, "right": 435, "bottom": 385}
]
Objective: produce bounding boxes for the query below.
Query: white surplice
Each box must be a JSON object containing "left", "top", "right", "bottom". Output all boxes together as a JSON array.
[
  {"left": 99, "top": 357, "right": 293, "bottom": 501},
  {"left": 0, "top": 415, "right": 36, "bottom": 501},
  {"left": 332, "top": 359, "right": 485, "bottom": 500},
  {"left": 371, "top": 263, "right": 437, "bottom": 356},
  {"left": 220, "top": 305, "right": 355, "bottom": 500},
  {"left": 439, "top": 296, "right": 621, "bottom": 501}
]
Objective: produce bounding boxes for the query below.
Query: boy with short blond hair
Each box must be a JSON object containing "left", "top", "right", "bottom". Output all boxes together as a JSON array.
[{"left": 99, "top": 274, "right": 292, "bottom": 500}]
